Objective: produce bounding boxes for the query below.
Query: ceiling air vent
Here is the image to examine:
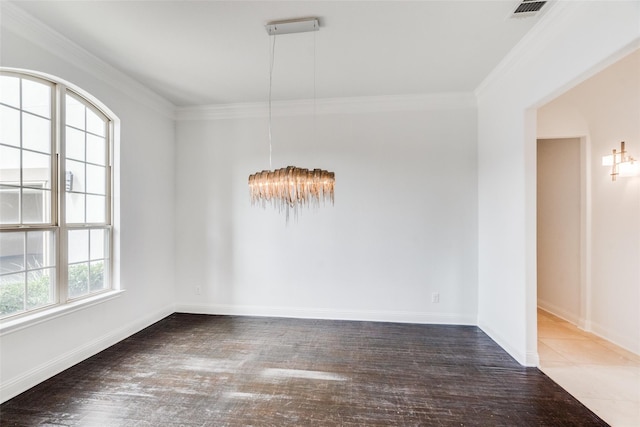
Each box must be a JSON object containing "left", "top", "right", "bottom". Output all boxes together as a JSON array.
[{"left": 512, "top": 0, "right": 547, "bottom": 17}]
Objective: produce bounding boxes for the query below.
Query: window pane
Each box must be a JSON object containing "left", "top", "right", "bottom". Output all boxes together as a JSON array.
[
  {"left": 0, "top": 186, "right": 19, "bottom": 224},
  {"left": 65, "top": 94, "right": 84, "bottom": 130},
  {"left": 22, "top": 113, "right": 51, "bottom": 154},
  {"left": 0, "top": 232, "right": 24, "bottom": 274},
  {"left": 90, "top": 229, "right": 105, "bottom": 260},
  {"left": 0, "top": 145, "right": 20, "bottom": 184},
  {"left": 66, "top": 193, "right": 85, "bottom": 223},
  {"left": 0, "top": 272, "right": 25, "bottom": 317},
  {"left": 86, "top": 134, "right": 105, "bottom": 165},
  {"left": 27, "top": 268, "right": 54, "bottom": 309},
  {"left": 66, "top": 127, "right": 85, "bottom": 161},
  {"left": 86, "top": 164, "right": 105, "bottom": 195},
  {"left": 2, "top": 73, "right": 114, "bottom": 315},
  {"left": 22, "top": 151, "right": 51, "bottom": 189},
  {"left": 0, "top": 105, "right": 20, "bottom": 147},
  {"left": 22, "top": 188, "right": 50, "bottom": 224},
  {"left": 2, "top": 74, "right": 113, "bottom": 314},
  {"left": 22, "top": 79, "right": 51, "bottom": 118},
  {"left": 0, "top": 75, "right": 20, "bottom": 108},
  {"left": 86, "top": 108, "right": 105, "bottom": 137},
  {"left": 66, "top": 160, "right": 85, "bottom": 193},
  {"left": 86, "top": 195, "right": 105, "bottom": 223},
  {"left": 89, "top": 261, "right": 105, "bottom": 292},
  {"left": 26, "top": 230, "right": 55, "bottom": 268},
  {"left": 68, "top": 262, "right": 89, "bottom": 299},
  {"left": 68, "top": 230, "right": 89, "bottom": 264}
]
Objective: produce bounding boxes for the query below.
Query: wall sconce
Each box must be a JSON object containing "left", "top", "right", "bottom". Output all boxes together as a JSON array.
[{"left": 602, "top": 141, "right": 639, "bottom": 181}]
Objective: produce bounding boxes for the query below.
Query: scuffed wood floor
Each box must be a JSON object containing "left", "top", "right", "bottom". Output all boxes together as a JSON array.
[{"left": 0, "top": 314, "right": 606, "bottom": 426}]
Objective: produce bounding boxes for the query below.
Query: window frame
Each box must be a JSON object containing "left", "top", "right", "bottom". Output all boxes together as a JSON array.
[{"left": 0, "top": 69, "right": 116, "bottom": 321}]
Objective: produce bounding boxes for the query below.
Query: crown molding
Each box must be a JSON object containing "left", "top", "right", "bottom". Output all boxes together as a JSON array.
[
  {"left": 0, "top": 1, "right": 477, "bottom": 123},
  {"left": 475, "top": 0, "right": 569, "bottom": 100},
  {"left": 476, "top": 1, "right": 640, "bottom": 104},
  {"left": 175, "top": 92, "right": 476, "bottom": 121},
  {"left": 0, "top": 1, "right": 175, "bottom": 119}
]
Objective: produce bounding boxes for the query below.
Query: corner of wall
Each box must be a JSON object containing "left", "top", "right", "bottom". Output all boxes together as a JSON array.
[
  {"left": 0, "top": 1, "right": 176, "bottom": 119},
  {"left": 478, "top": 320, "right": 537, "bottom": 366},
  {"left": 476, "top": 0, "right": 640, "bottom": 367}
]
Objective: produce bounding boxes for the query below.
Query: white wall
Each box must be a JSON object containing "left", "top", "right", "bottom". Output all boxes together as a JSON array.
[
  {"left": 536, "top": 138, "right": 582, "bottom": 324},
  {"left": 476, "top": 1, "right": 640, "bottom": 365},
  {"left": 175, "top": 96, "right": 478, "bottom": 324},
  {"left": 538, "top": 50, "right": 640, "bottom": 354},
  {"left": 0, "top": 4, "right": 176, "bottom": 401}
]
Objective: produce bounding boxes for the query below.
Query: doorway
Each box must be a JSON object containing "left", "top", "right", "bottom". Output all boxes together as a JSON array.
[
  {"left": 536, "top": 137, "right": 640, "bottom": 426},
  {"left": 536, "top": 137, "right": 582, "bottom": 324}
]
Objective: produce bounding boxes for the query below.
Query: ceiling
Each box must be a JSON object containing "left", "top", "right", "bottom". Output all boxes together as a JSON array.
[{"left": 9, "top": 1, "right": 547, "bottom": 107}]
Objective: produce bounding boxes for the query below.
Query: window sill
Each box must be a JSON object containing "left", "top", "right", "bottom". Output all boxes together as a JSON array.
[{"left": 0, "top": 289, "right": 125, "bottom": 336}]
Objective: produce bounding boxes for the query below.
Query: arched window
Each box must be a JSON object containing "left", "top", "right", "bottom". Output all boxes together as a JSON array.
[{"left": 0, "top": 70, "right": 114, "bottom": 319}]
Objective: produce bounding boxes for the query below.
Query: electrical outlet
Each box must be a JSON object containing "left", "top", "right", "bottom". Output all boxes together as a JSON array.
[
  {"left": 431, "top": 292, "right": 439, "bottom": 303},
  {"left": 195, "top": 286, "right": 201, "bottom": 295}
]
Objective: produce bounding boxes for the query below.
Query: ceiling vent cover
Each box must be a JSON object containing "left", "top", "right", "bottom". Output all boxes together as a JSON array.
[{"left": 512, "top": 0, "right": 547, "bottom": 17}]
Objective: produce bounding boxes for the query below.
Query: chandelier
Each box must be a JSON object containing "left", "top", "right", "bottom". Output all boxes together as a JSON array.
[{"left": 248, "top": 18, "right": 335, "bottom": 221}]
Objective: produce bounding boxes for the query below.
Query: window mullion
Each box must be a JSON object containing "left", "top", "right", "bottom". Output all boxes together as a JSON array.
[
  {"left": 57, "top": 85, "right": 68, "bottom": 304},
  {"left": 22, "top": 230, "right": 27, "bottom": 312},
  {"left": 18, "top": 78, "right": 23, "bottom": 225},
  {"left": 51, "top": 81, "right": 59, "bottom": 228},
  {"left": 107, "top": 120, "right": 112, "bottom": 225}
]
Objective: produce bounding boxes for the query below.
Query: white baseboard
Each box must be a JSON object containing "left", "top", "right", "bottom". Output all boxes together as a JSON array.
[
  {"left": 526, "top": 351, "right": 540, "bottom": 367},
  {"left": 175, "top": 303, "right": 477, "bottom": 326},
  {"left": 537, "top": 300, "right": 581, "bottom": 326},
  {"left": 478, "top": 320, "right": 538, "bottom": 367},
  {"left": 589, "top": 320, "right": 640, "bottom": 356},
  {"left": 537, "top": 305, "right": 639, "bottom": 356},
  {"left": 0, "top": 305, "right": 175, "bottom": 404}
]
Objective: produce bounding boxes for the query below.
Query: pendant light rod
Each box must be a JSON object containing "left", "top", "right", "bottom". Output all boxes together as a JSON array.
[
  {"left": 266, "top": 18, "right": 319, "bottom": 35},
  {"left": 251, "top": 16, "right": 334, "bottom": 222}
]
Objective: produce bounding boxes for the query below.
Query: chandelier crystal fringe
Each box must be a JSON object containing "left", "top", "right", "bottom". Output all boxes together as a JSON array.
[
  {"left": 249, "top": 166, "right": 335, "bottom": 220},
  {"left": 248, "top": 18, "right": 335, "bottom": 222}
]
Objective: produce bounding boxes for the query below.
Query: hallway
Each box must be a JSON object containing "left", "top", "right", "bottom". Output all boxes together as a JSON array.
[{"left": 538, "top": 309, "right": 640, "bottom": 426}]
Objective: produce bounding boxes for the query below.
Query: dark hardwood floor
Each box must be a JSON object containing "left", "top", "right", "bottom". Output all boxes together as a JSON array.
[{"left": 1, "top": 314, "right": 606, "bottom": 426}]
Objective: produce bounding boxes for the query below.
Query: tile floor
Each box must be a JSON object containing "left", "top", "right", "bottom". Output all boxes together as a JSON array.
[{"left": 538, "top": 309, "right": 640, "bottom": 426}]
